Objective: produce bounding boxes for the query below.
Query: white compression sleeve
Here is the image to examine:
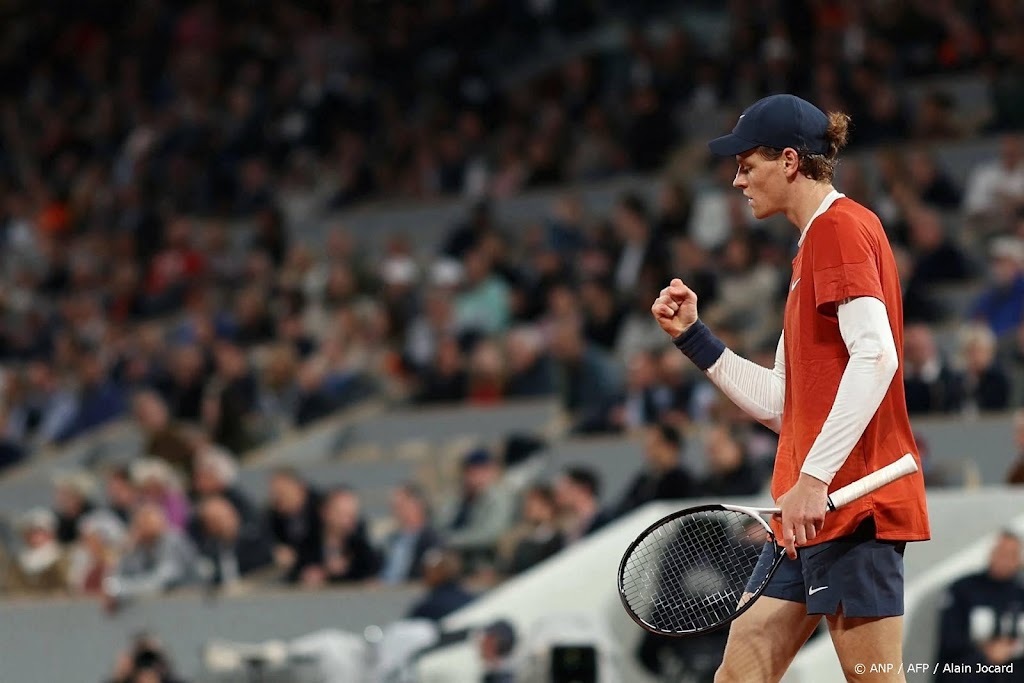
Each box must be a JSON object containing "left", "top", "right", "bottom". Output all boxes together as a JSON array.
[
  {"left": 706, "top": 334, "right": 786, "bottom": 433},
  {"left": 800, "top": 296, "right": 899, "bottom": 485}
]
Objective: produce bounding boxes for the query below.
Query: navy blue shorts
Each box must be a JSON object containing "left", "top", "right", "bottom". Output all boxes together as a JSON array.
[{"left": 747, "top": 517, "right": 906, "bottom": 617}]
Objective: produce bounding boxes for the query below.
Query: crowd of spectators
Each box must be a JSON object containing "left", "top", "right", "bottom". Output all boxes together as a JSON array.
[
  {"left": 0, "top": 420, "right": 763, "bottom": 601},
  {"left": 0, "top": 1, "right": 1019, "bottom": 680},
  {"left": 0, "top": 0, "right": 1020, "bottom": 467}
]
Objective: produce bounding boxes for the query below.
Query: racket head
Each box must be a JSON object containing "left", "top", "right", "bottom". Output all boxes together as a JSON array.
[{"left": 617, "top": 504, "right": 783, "bottom": 637}]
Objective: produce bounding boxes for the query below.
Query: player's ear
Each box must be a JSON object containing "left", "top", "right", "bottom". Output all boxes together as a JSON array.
[{"left": 782, "top": 148, "right": 800, "bottom": 178}]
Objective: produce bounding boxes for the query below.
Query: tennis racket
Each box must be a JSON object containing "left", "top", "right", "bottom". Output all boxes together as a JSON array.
[{"left": 617, "top": 453, "right": 918, "bottom": 637}]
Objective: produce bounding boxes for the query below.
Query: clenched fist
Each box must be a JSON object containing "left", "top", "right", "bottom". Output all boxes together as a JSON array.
[{"left": 651, "top": 278, "right": 699, "bottom": 338}]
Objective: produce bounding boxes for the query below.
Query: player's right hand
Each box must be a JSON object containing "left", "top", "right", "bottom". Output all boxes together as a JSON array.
[{"left": 652, "top": 278, "right": 699, "bottom": 338}]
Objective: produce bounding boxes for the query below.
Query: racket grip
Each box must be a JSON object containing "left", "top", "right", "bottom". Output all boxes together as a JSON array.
[{"left": 827, "top": 453, "right": 918, "bottom": 510}]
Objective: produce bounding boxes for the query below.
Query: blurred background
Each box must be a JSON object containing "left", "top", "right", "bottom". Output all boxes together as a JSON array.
[{"left": 0, "top": 0, "right": 1021, "bottom": 681}]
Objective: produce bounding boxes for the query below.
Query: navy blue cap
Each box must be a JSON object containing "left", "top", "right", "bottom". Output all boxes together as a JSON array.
[
  {"left": 462, "top": 448, "right": 494, "bottom": 468},
  {"left": 708, "top": 94, "right": 829, "bottom": 157}
]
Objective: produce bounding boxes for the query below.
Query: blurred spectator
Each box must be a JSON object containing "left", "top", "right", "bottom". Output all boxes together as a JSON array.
[
  {"left": 455, "top": 248, "right": 511, "bottom": 337},
  {"left": 293, "top": 487, "right": 380, "bottom": 586},
  {"left": 104, "top": 503, "right": 198, "bottom": 609},
  {"left": 203, "top": 341, "right": 262, "bottom": 454},
  {"left": 964, "top": 135, "right": 1024, "bottom": 234},
  {"left": 190, "top": 442, "right": 257, "bottom": 526},
  {"left": 615, "top": 423, "right": 696, "bottom": 517},
  {"left": 67, "top": 510, "right": 125, "bottom": 596},
  {"left": 579, "top": 278, "right": 625, "bottom": 351},
  {"left": 503, "top": 326, "right": 557, "bottom": 398},
  {"left": 133, "top": 390, "right": 195, "bottom": 477},
  {"left": 700, "top": 424, "right": 764, "bottom": 497},
  {"left": 52, "top": 470, "right": 98, "bottom": 544},
  {"left": 2, "top": 361, "right": 76, "bottom": 450},
  {"left": 555, "top": 466, "right": 613, "bottom": 545},
  {"left": 59, "top": 345, "right": 127, "bottom": 442},
  {"left": 415, "top": 336, "right": 469, "bottom": 404},
  {"left": 380, "top": 483, "right": 442, "bottom": 585},
  {"left": 999, "top": 321, "right": 1024, "bottom": 406},
  {"left": 906, "top": 148, "right": 963, "bottom": 210},
  {"left": 440, "top": 449, "right": 516, "bottom": 570},
  {"left": 607, "top": 350, "right": 665, "bottom": 433},
  {"left": 497, "top": 484, "right": 564, "bottom": 577},
  {"left": 688, "top": 158, "right": 754, "bottom": 252},
  {"left": 903, "top": 323, "right": 965, "bottom": 415},
  {"left": 157, "top": 344, "right": 208, "bottom": 423},
  {"left": 2, "top": 508, "right": 68, "bottom": 596},
  {"left": 912, "top": 91, "right": 965, "bottom": 141},
  {"left": 958, "top": 324, "right": 1012, "bottom": 414},
  {"left": 106, "top": 633, "right": 186, "bottom": 683},
  {"left": 478, "top": 619, "right": 518, "bottom": 683},
  {"left": 467, "top": 339, "right": 507, "bottom": 405},
  {"left": 970, "top": 237, "right": 1024, "bottom": 337},
  {"left": 194, "top": 496, "right": 273, "bottom": 590},
  {"left": 406, "top": 548, "right": 476, "bottom": 622},
  {"left": 405, "top": 288, "right": 460, "bottom": 374},
  {"left": 903, "top": 205, "right": 974, "bottom": 291},
  {"left": 936, "top": 530, "right": 1024, "bottom": 683},
  {"left": 703, "top": 235, "right": 781, "bottom": 335},
  {"left": 266, "top": 468, "right": 322, "bottom": 577},
  {"left": 132, "top": 459, "right": 191, "bottom": 532},
  {"left": 549, "top": 320, "right": 624, "bottom": 433},
  {"left": 104, "top": 466, "right": 139, "bottom": 526},
  {"left": 611, "top": 194, "right": 667, "bottom": 299}
]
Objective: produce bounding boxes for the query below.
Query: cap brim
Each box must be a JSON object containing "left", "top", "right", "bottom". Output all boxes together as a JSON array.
[{"left": 707, "top": 133, "right": 759, "bottom": 157}]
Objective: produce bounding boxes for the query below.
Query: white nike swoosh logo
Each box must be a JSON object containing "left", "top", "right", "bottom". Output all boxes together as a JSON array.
[
  {"left": 808, "top": 586, "right": 828, "bottom": 595},
  {"left": 790, "top": 278, "right": 801, "bottom": 292}
]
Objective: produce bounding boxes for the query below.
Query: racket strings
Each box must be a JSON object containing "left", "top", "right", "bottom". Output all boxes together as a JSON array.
[{"left": 621, "top": 509, "right": 771, "bottom": 634}]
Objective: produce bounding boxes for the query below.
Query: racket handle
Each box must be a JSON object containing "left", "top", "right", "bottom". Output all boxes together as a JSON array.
[{"left": 827, "top": 453, "right": 918, "bottom": 510}]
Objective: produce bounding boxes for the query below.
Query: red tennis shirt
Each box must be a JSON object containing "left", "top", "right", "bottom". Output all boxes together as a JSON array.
[{"left": 772, "top": 197, "right": 931, "bottom": 546}]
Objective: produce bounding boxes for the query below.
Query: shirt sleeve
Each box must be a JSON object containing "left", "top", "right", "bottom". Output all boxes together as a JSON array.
[
  {"left": 800, "top": 296, "right": 899, "bottom": 484},
  {"left": 808, "top": 213, "right": 884, "bottom": 316},
  {"left": 705, "top": 333, "right": 786, "bottom": 433}
]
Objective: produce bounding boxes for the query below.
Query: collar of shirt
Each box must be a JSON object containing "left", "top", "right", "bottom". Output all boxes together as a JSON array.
[{"left": 798, "top": 189, "right": 846, "bottom": 247}]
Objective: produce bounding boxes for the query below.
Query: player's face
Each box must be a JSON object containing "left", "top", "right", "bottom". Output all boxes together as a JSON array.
[{"left": 733, "top": 151, "right": 787, "bottom": 219}]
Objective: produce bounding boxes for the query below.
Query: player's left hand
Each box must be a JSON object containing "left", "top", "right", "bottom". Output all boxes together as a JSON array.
[{"left": 775, "top": 474, "right": 829, "bottom": 560}]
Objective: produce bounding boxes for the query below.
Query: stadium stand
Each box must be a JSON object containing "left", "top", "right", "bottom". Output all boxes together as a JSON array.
[{"left": 0, "top": 0, "right": 1022, "bottom": 681}]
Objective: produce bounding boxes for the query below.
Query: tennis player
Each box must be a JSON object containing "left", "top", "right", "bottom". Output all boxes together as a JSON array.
[{"left": 652, "top": 94, "right": 930, "bottom": 682}]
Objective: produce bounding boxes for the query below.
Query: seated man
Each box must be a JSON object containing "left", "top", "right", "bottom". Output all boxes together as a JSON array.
[
  {"left": 937, "top": 530, "right": 1024, "bottom": 682},
  {"left": 292, "top": 487, "right": 379, "bottom": 585},
  {"left": 105, "top": 503, "right": 198, "bottom": 610},
  {"left": 439, "top": 449, "right": 516, "bottom": 570},
  {"left": 615, "top": 422, "right": 696, "bottom": 517},
  {"left": 194, "top": 496, "right": 273, "bottom": 589}
]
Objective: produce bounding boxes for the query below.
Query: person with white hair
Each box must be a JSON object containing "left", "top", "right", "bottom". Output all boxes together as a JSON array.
[
  {"left": 958, "top": 323, "right": 1011, "bottom": 415},
  {"left": 132, "top": 458, "right": 191, "bottom": 531},
  {"left": 67, "top": 510, "right": 126, "bottom": 595},
  {"left": 190, "top": 442, "right": 258, "bottom": 526},
  {"left": 3, "top": 507, "right": 68, "bottom": 596}
]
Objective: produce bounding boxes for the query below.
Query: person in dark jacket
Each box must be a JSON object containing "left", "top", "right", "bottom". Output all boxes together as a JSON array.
[
  {"left": 937, "top": 530, "right": 1024, "bottom": 682},
  {"left": 292, "top": 487, "right": 379, "bottom": 585},
  {"left": 407, "top": 548, "right": 476, "bottom": 621},
  {"left": 500, "top": 484, "right": 564, "bottom": 576},
  {"left": 195, "top": 496, "right": 272, "bottom": 588},
  {"left": 615, "top": 422, "right": 696, "bottom": 516},
  {"left": 266, "top": 468, "right": 322, "bottom": 577},
  {"left": 700, "top": 424, "right": 764, "bottom": 497},
  {"left": 379, "top": 483, "right": 441, "bottom": 584},
  {"left": 555, "top": 466, "right": 614, "bottom": 545}
]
